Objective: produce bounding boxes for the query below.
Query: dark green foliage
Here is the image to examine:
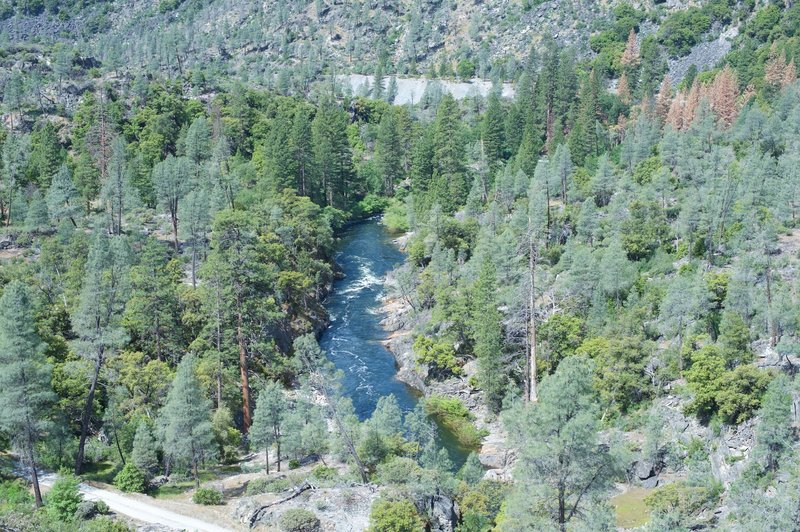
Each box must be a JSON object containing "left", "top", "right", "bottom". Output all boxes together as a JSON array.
[
  {"left": 278, "top": 508, "right": 320, "bottom": 532},
  {"left": 192, "top": 487, "right": 223, "bottom": 505},
  {"left": 113, "top": 463, "right": 147, "bottom": 493},
  {"left": 685, "top": 346, "right": 773, "bottom": 424},
  {"left": 423, "top": 395, "right": 487, "bottom": 448},
  {"left": 367, "top": 498, "right": 425, "bottom": 532},
  {"left": 46, "top": 473, "right": 82, "bottom": 520}
]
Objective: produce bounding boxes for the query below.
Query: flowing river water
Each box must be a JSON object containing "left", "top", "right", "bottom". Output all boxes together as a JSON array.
[{"left": 318, "top": 219, "right": 470, "bottom": 467}]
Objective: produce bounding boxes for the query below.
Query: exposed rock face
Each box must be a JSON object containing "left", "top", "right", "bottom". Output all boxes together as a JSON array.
[
  {"left": 234, "top": 485, "right": 380, "bottom": 532},
  {"left": 668, "top": 25, "right": 739, "bottom": 84},
  {"left": 710, "top": 419, "right": 756, "bottom": 488},
  {"left": 413, "top": 491, "right": 460, "bottom": 532}
]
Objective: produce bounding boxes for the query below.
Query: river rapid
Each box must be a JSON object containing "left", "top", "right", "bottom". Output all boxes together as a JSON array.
[{"left": 319, "top": 218, "right": 470, "bottom": 467}]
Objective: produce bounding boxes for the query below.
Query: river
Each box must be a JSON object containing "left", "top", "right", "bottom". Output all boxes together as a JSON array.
[{"left": 318, "top": 218, "right": 470, "bottom": 467}]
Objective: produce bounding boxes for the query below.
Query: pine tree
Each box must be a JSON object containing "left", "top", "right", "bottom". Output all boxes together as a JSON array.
[
  {"left": 72, "top": 231, "right": 131, "bottom": 474},
  {"left": 375, "top": 108, "right": 405, "bottom": 196},
  {"left": 312, "top": 99, "right": 355, "bottom": 208},
  {"left": 620, "top": 29, "right": 640, "bottom": 68},
  {"left": 290, "top": 106, "right": 315, "bottom": 197},
  {"left": 1, "top": 133, "right": 30, "bottom": 226},
  {"left": 432, "top": 94, "right": 467, "bottom": 212},
  {"left": 250, "top": 381, "right": 287, "bottom": 473},
  {"left": 123, "top": 239, "right": 182, "bottom": 362},
  {"left": 599, "top": 236, "right": 635, "bottom": 307},
  {"left": 654, "top": 75, "right": 673, "bottom": 121},
  {"left": 200, "top": 210, "right": 277, "bottom": 432},
  {"left": 710, "top": 66, "right": 739, "bottom": 129},
  {"left": 153, "top": 155, "right": 192, "bottom": 250},
  {"left": 0, "top": 281, "right": 55, "bottom": 507},
  {"left": 24, "top": 189, "right": 50, "bottom": 233},
  {"left": 503, "top": 356, "right": 620, "bottom": 530},
  {"left": 159, "top": 354, "right": 215, "bottom": 487},
  {"left": 181, "top": 187, "right": 210, "bottom": 288},
  {"left": 46, "top": 164, "right": 80, "bottom": 227},
  {"left": 591, "top": 154, "right": 616, "bottom": 207},
  {"left": 185, "top": 116, "right": 212, "bottom": 166},
  {"left": 482, "top": 91, "right": 505, "bottom": 174},
  {"left": 471, "top": 256, "right": 506, "bottom": 413},
  {"left": 101, "top": 137, "right": 135, "bottom": 235},
  {"left": 131, "top": 420, "right": 159, "bottom": 477}
]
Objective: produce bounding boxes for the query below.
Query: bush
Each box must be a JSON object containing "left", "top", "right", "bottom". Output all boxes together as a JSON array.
[
  {"left": 246, "top": 476, "right": 291, "bottom": 495},
  {"left": 413, "top": 335, "right": 461, "bottom": 378},
  {"left": 383, "top": 198, "right": 409, "bottom": 233},
  {"left": 192, "top": 487, "right": 223, "bottom": 505},
  {"left": 113, "top": 463, "right": 147, "bottom": 493},
  {"left": 311, "top": 466, "right": 338, "bottom": 482},
  {"left": 46, "top": 473, "right": 82, "bottom": 520},
  {"left": 0, "top": 479, "right": 33, "bottom": 508},
  {"left": 423, "top": 395, "right": 488, "bottom": 448},
  {"left": 288, "top": 459, "right": 301, "bottom": 470},
  {"left": 368, "top": 498, "right": 425, "bottom": 532},
  {"left": 81, "top": 516, "right": 132, "bottom": 532},
  {"left": 278, "top": 508, "right": 321, "bottom": 532},
  {"left": 74, "top": 500, "right": 104, "bottom": 520},
  {"left": 376, "top": 457, "right": 425, "bottom": 485}
]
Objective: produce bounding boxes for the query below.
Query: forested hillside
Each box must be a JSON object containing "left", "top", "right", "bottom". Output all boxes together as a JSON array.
[{"left": 1, "top": 0, "right": 800, "bottom": 531}]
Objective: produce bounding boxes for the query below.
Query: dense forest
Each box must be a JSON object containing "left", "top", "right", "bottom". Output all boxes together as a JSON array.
[{"left": 1, "top": 0, "right": 800, "bottom": 531}]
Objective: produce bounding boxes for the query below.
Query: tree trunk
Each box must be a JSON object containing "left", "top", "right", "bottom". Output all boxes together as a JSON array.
[
  {"left": 26, "top": 426, "right": 43, "bottom": 507},
  {"left": 265, "top": 448, "right": 269, "bottom": 474},
  {"left": 237, "top": 312, "right": 252, "bottom": 432},
  {"left": 76, "top": 350, "right": 104, "bottom": 474},
  {"left": 171, "top": 209, "right": 179, "bottom": 252},
  {"left": 528, "top": 229, "right": 539, "bottom": 403}
]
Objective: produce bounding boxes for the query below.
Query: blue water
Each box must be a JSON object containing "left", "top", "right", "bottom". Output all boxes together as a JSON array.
[{"left": 319, "top": 219, "right": 469, "bottom": 466}]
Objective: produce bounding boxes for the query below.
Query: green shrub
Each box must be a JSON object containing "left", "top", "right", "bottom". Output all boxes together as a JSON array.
[
  {"left": 383, "top": 198, "right": 409, "bottom": 233},
  {"left": 413, "top": 335, "right": 461, "bottom": 378},
  {"left": 246, "top": 477, "right": 291, "bottom": 495},
  {"left": 311, "top": 465, "right": 338, "bottom": 481},
  {"left": 81, "top": 516, "right": 132, "bottom": 532},
  {"left": 278, "top": 508, "right": 321, "bottom": 532},
  {"left": 288, "top": 459, "right": 301, "bottom": 470},
  {"left": 192, "top": 487, "right": 223, "bottom": 505},
  {"left": 423, "top": 395, "right": 487, "bottom": 448},
  {"left": 113, "top": 463, "right": 147, "bottom": 493},
  {"left": 367, "top": 498, "right": 425, "bottom": 532},
  {"left": 376, "top": 456, "right": 425, "bottom": 485},
  {"left": 0, "top": 479, "right": 33, "bottom": 508},
  {"left": 46, "top": 473, "right": 82, "bottom": 520},
  {"left": 645, "top": 481, "right": 720, "bottom": 517}
]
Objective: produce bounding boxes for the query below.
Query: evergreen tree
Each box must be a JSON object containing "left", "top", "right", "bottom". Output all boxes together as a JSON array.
[
  {"left": 185, "top": 116, "right": 212, "bottom": 166},
  {"left": 72, "top": 230, "right": 131, "bottom": 474},
  {"left": 0, "top": 281, "right": 55, "bottom": 507},
  {"left": 312, "top": 99, "right": 355, "bottom": 208},
  {"left": 250, "top": 381, "right": 287, "bottom": 473},
  {"left": 375, "top": 108, "right": 405, "bottom": 196},
  {"left": 290, "top": 106, "right": 315, "bottom": 197},
  {"left": 503, "top": 356, "right": 620, "bottom": 530},
  {"left": 101, "top": 137, "right": 136, "bottom": 235},
  {"left": 159, "top": 355, "right": 215, "bottom": 487},
  {"left": 123, "top": 239, "right": 183, "bottom": 362},
  {"left": 482, "top": 91, "right": 505, "bottom": 175},
  {"left": 153, "top": 155, "right": 192, "bottom": 251},
  {"left": 46, "top": 164, "right": 80, "bottom": 227},
  {"left": 599, "top": 236, "right": 636, "bottom": 307},
  {"left": 131, "top": 420, "right": 159, "bottom": 478},
  {"left": 432, "top": 94, "right": 467, "bottom": 212},
  {"left": 24, "top": 189, "right": 50, "bottom": 233},
  {"left": 471, "top": 256, "right": 506, "bottom": 412}
]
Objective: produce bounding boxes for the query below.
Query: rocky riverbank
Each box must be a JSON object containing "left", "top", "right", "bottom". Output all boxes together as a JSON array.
[{"left": 379, "top": 233, "right": 514, "bottom": 480}]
